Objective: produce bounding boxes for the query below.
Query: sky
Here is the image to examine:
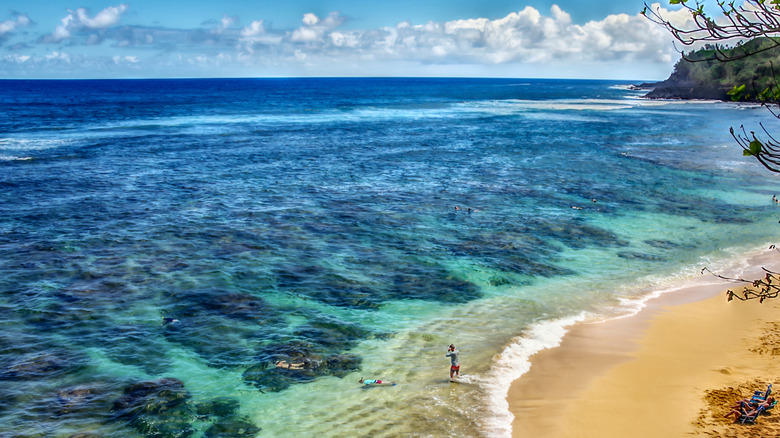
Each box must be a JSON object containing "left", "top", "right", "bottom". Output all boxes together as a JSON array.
[{"left": 0, "top": 1, "right": 695, "bottom": 80}]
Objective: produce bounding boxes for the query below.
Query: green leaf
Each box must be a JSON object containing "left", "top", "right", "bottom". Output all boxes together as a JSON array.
[
  {"left": 727, "top": 84, "right": 746, "bottom": 101},
  {"left": 744, "top": 140, "right": 763, "bottom": 156}
]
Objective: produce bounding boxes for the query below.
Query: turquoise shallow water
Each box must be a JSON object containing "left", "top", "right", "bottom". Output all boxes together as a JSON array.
[{"left": 1, "top": 78, "right": 780, "bottom": 437}]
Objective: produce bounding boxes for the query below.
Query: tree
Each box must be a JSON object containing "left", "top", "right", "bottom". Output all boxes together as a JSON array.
[
  {"left": 642, "top": 1, "right": 780, "bottom": 61},
  {"left": 643, "top": 0, "right": 780, "bottom": 173},
  {"left": 701, "top": 259, "right": 780, "bottom": 302},
  {"left": 645, "top": 1, "right": 780, "bottom": 302}
]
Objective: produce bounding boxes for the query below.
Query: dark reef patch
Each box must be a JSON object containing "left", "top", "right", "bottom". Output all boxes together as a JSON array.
[
  {"left": 644, "top": 239, "right": 680, "bottom": 250},
  {"left": 195, "top": 397, "right": 241, "bottom": 419},
  {"left": 92, "top": 325, "right": 172, "bottom": 375},
  {"left": 242, "top": 335, "right": 364, "bottom": 392},
  {"left": 161, "top": 289, "right": 286, "bottom": 368},
  {"left": 163, "top": 317, "right": 264, "bottom": 369},
  {"left": 0, "top": 349, "right": 88, "bottom": 381},
  {"left": 111, "top": 377, "right": 195, "bottom": 438},
  {"left": 617, "top": 251, "right": 666, "bottom": 262},
  {"left": 203, "top": 418, "right": 261, "bottom": 438}
]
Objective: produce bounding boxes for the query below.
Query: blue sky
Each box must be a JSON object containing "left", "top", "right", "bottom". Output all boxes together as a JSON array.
[{"left": 0, "top": 1, "right": 692, "bottom": 79}]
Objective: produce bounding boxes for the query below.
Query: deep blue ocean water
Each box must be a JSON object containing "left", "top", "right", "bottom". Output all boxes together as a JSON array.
[{"left": 1, "top": 78, "right": 780, "bottom": 437}]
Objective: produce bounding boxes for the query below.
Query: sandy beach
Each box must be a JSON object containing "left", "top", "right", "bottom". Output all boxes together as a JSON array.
[{"left": 508, "top": 255, "right": 780, "bottom": 438}]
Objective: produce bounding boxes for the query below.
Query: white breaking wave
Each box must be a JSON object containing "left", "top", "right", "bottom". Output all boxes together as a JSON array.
[
  {"left": 0, "top": 155, "right": 32, "bottom": 161},
  {"left": 479, "top": 312, "right": 589, "bottom": 438},
  {"left": 0, "top": 138, "right": 70, "bottom": 151}
]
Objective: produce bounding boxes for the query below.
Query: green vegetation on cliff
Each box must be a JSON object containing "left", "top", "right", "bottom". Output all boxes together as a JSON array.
[
  {"left": 646, "top": 38, "right": 780, "bottom": 100},
  {"left": 684, "top": 38, "right": 780, "bottom": 92}
]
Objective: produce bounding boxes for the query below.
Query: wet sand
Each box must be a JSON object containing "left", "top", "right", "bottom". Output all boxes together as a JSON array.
[{"left": 508, "top": 255, "right": 780, "bottom": 438}]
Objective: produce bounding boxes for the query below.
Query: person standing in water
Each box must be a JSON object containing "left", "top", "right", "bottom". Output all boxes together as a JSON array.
[{"left": 446, "top": 344, "right": 460, "bottom": 380}]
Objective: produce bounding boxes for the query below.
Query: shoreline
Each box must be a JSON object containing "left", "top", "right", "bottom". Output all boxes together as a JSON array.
[{"left": 507, "top": 250, "right": 780, "bottom": 437}]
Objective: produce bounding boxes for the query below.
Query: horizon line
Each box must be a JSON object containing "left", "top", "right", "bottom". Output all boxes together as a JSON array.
[{"left": 0, "top": 76, "right": 657, "bottom": 82}]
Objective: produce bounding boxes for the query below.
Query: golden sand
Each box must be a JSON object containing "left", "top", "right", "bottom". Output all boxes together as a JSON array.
[{"left": 508, "top": 277, "right": 780, "bottom": 438}]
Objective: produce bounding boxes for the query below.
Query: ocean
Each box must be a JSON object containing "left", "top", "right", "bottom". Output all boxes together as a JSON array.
[{"left": 1, "top": 77, "right": 779, "bottom": 438}]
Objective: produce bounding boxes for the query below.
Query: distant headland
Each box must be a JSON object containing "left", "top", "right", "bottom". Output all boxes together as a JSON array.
[{"left": 635, "top": 37, "right": 780, "bottom": 101}]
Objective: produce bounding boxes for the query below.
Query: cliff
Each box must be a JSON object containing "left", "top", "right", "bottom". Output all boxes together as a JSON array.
[
  {"left": 640, "top": 38, "right": 780, "bottom": 101},
  {"left": 640, "top": 70, "right": 730, "bottom": 100}
]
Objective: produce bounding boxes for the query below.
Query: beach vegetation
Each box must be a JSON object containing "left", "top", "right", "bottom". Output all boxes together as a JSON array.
[
  {"left": 644, "top": 1, "right": 780, "bottom": 173},
  {"left": 702, "top": 266, "right": 780, "bottom": 303}
]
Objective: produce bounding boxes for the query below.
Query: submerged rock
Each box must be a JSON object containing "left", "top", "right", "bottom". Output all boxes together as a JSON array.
[
  {"left": 93, "top": 325, "right": 172, "bottom": 375},
  {"left": 617, "top": 251, "right": 666, "bottom": 262},
  {"left": 274, "top": 265, "right": 382, "bottom": 309},
  {"left": 244, "top": 339, "right": 362, "bottom": 392},
  {"left": 321, "top": 353, "right": 362, "bottom": 378},
  {"left": 160, "top": 289, "right": 285, "bottom": 367},
  {"left": 242, "top": 366, "right": 297, "bottom": 392},
  {"left": 643, "top": 239, "right": 680, "bottom": 249},
  {"left": 1, "top": 350, "right": 88, "bottom": 380},
  {"left": 292, "top": 319, "right": 370, "bottom": 350},
  {"left": 200, "top": 292, "right": 275, "bottom": 321},
  {"left": 113, "top": 377, "right": 190, "bottom": 415},
  {"left": 169, "top": 290, "right": 278, "bottom": 322},
  {"left": 132, "top": 417, "right": 193, "bottom": 438},
  {"left": 243, "top": 362, "right": 321, "bottom": 392},
  {"left": 163, "top": 318, "right": 258, "bottom": 368},
  {"left": 195, "top": 397, "right": 240, "bottom": 419},
  {"left": 255, "top": 339, "right": 322, "bottom": 364},
  {"left": 389, "top": 268, "right": 482, "bottom": 303},
  {"left": 54, "top": 383, "right": 116, "bottom": 415},
  {"left": 204, "top": 418, "right": 261, "bottom": 438},
  {"left": 111, "top": 377, "right": 194, "bottom": 438}
]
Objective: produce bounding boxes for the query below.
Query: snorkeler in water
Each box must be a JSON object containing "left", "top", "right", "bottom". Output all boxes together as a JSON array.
[{"left": 359, "top": 378, "right": 396, "bottom": 386}]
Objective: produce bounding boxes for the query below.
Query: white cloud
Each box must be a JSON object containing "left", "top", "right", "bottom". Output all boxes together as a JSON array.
[
  {"left": 291, "top": 26, "right": 320, "bottom": 43},
  {"left": 213, "top": 4, "right": 685, "bottom": 78},
  {"left": 0, "top": 13, "right": 31, "bottom": 36},
  {"left": 229, "top": 4, "right": 683, "bottom": 72},
  {"left": 51, "top": 27, "right": 70, "bottom": 41},
  {"left": 5, "top": 4, "right": 689, "bottom": 79},
  {"left": 48, "top": 4, "right": 129, "bottom": 42},
  {"left": 45, "top": 51, "right": 71, "bottom": 63},
  {"left": 210, "top": 14, "right": 237, "bottom": 35},
  {"left": 77, "top": 4, "right": 127, "bottom": 29},
  {"left": 302, "top": 13, "right": 319, "bottom": 26},
  {"left": 376, "top": 5, "right": 674, "bottom": 64},
  {"left": 239, "top": 19, "right": 281, "bottom": 51},
  {"left": 241, "top": 20, "right": 265, "bottom": 38},
  {"left": 113, "top": 55, "right": 138, "bottom": 64},
  {"left": 221, "top": 15, "right": 236, "bottom": 29},
  {"left": 330, "top": 31, "right": 360, "bottom": 48},
  {"left": 4, "top": 53, "right": 30, "bottom": 63},
  {"left": 290, "top": 12, "right": 346, "bottom": 43}
]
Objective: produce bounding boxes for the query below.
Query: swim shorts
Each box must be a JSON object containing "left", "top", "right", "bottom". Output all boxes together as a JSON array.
[{"left": 450, "top": 365, "right": 460, "bottom": 372}]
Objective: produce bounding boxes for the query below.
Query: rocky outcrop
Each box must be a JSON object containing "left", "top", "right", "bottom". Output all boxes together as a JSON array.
[
  {"left": 640, "top": 68, "right": 731, "bottom": 100},
  {"left": 643, "top": 82, "right": 730, "bottom": 100}
]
